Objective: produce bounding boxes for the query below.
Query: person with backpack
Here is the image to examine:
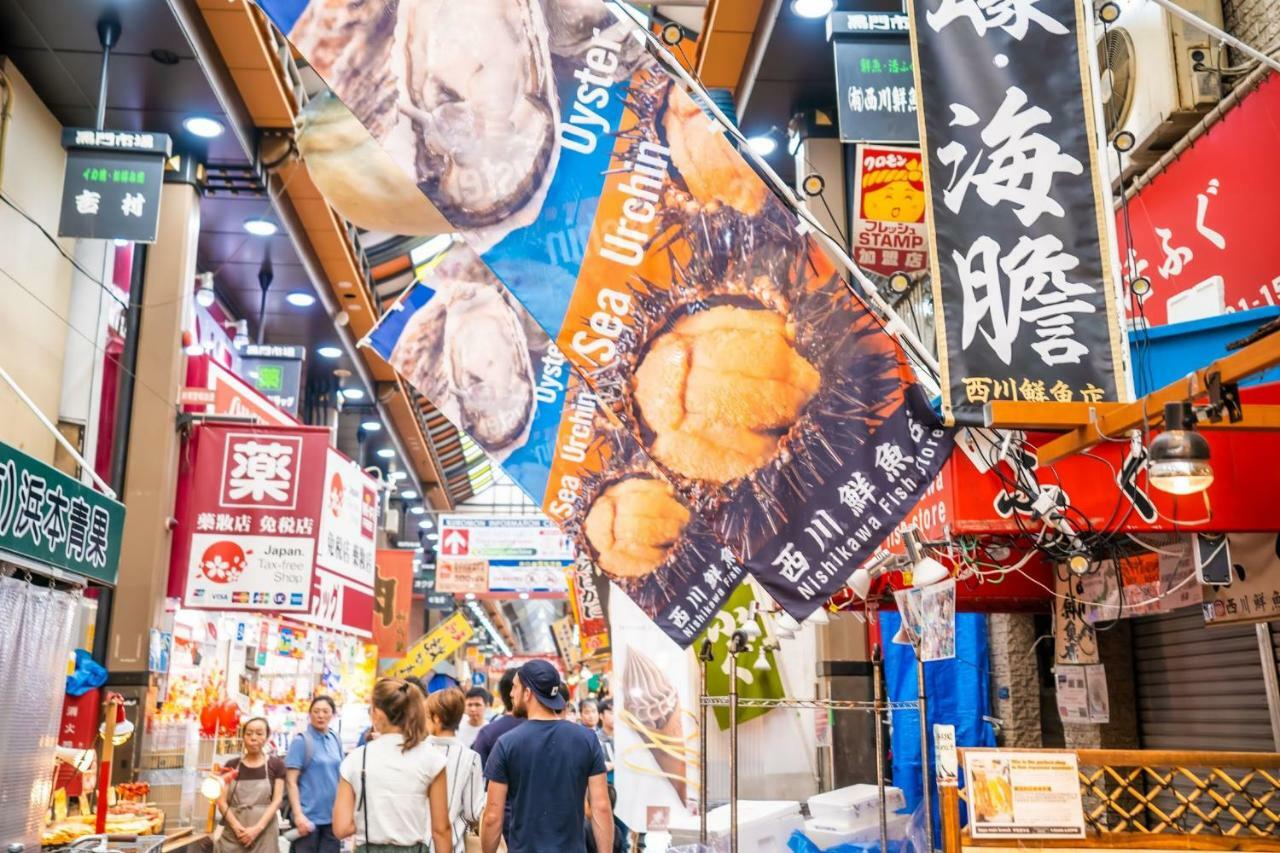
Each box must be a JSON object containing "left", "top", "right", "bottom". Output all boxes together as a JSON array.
[
  {"left": 285, "top": 696, "right": 344, "bottom": 853},
  {"left": 424, "top": 687, "right": 484, "bottom": 853},
  {"left": 332, "top": 679, "right": 452, "bottom": 853},
  {"left": 217, "top": 717, "right": 285, "bottom": 853}
]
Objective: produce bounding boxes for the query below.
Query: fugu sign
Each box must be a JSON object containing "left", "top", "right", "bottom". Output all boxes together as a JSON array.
[{"left": 265, "top": 0, "right": 953, "bottom": 644}]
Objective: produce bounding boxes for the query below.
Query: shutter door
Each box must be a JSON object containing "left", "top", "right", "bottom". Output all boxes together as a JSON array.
[{"left": 1132, "top": 609, "right": 1277, "bottom": 752}]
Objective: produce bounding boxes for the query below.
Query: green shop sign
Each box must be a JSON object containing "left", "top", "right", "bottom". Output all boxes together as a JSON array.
[{"left": 0, "top": 441, "right": 125, "bottom": 585}]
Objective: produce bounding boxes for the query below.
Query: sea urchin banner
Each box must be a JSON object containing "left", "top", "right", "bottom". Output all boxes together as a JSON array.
[{"left": 257, "top": 0, "right": 953, "bottom": 623}]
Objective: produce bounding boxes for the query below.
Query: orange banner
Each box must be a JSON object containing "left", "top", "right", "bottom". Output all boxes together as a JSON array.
[{"left": 373, "top": 550, "right": 415, "bottom": 665}]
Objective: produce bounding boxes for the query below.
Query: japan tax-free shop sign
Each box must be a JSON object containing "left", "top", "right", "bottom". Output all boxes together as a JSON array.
[
  {"left": 908, "top": 0, "right": 1125, "bottom": 425},
  {"left": 0, "top": 440, "right": 124, "bottom": 585}
]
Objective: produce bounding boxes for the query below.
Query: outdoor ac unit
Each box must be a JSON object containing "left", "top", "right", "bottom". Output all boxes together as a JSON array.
[{"left": 1097, "top": 0, "right": 1223, "bottom": 181}]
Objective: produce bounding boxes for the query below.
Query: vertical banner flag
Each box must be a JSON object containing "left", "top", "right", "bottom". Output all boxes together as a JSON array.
[
  {"left": 908, "top": 0, "right": 1125, "bottom": 424},
  {"left": 265, "top": 0, "right": 953, "bottom": 645},
  {"left": 373, "top": 549, "right": 416, "bottom": 668}
]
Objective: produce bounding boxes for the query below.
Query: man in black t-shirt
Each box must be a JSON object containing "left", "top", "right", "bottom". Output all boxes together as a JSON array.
[{"left": 481, "top": 660, "right": 613, "bottom": 853}]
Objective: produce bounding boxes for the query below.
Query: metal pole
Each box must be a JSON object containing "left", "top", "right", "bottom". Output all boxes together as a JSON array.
[
  {"left": 1255, "top": 623, "right": 1280, "bottom": 751},
  {"left": 872, "top": 645, "right": 888, "bottom": 853},
  {"left": 95, "top": 18, "right": 121, "bottom": 131},
  {"left": 917, "top": 651, "right": 934, "bottom": 851},
  {"left": 728, "top": 631, "right": 746, "bottom": 853},
  {"left": 698, "top": 638, "right": 713, "bottom": 847},
  {"left": 1148, "top": 0, "right": 1280, "bottom": 75}
]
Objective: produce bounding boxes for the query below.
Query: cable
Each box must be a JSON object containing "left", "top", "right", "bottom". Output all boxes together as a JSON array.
[{"left": 0, "top": 193, "right": 126, "bottom": 308}]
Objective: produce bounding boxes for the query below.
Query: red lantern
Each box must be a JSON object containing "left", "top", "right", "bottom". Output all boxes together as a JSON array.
[
  {"left": 217, "top": 700, "right": 241, "bottom": 733},
  {"left": 199, "top": 703, "right": 219, "bottom": 737}
]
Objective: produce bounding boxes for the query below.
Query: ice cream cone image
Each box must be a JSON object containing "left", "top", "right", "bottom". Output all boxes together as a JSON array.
[{"left": 623, "top": 648, "right": 690, "bottom": 803}]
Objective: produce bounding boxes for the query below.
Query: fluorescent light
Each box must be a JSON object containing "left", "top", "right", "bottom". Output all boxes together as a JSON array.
[
  {"left": 285, "top": 291, "right": 316, "bottom": 308},
  {"left": 518, "top": 592, "right": 530, "bottom": 600},
  {"left": 791, "top": 0, "right": 834, "bottom": 18},
  {"left": 361, "top": 420, "right": 382, "bottom": 432},
  {"left": 400, "top": 490, "right": 417, "bottom": 500},
  {"left": 376, "top": 448, "right": 395, "bottom": 459},
  {"left": 243, "top": 218, "right": 278, "bottom": 237},
  {"left": 388, "top": 471, "right": 408, "bottom": 482},
  {"left": 747, "top": 135, "right": 777, "bottom": 156},
  {"left": 409, "top": 506, "right": 425, "bottom": 515},
  {"left": 183, "top": 116, "right": 225, "bottom": 138},
  {"left": 426, "top": 533, "right": 439, "bottom": 541},
  {"left": 341, "top": 387, "right": 365, "bottom": 401},
  {"left": 317, "top": 345, "right": 342, "bottom": 359},
  {"left": 465, "top": 593, "right": 477, "bottom": 601},
  {"left": 418, "top": 519, "right": 433, "bottom": 529}
]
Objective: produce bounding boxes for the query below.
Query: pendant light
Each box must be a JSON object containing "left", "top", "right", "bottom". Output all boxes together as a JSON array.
[{"left": 1148, "top": 401, "right": 1214, "bottom": 495}]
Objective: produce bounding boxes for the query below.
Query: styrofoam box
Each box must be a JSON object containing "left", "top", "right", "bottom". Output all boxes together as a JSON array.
[
  {"left": 804, "top": 811, "right": 911, "bottom": 849},
  {"left": 668, "top": 800, "right": 803, "bottom": 852},
  {"left": 807, "top": 784, "right": 906, "bottom": 826}
]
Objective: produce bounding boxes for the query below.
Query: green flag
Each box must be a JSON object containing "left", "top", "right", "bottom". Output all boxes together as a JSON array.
[{"left": 700, "top": 582, "right": 786, "bottom": 730}]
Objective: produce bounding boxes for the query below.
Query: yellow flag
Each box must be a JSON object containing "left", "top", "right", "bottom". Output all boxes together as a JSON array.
[{"left": 388, "top": 612, "right": 473, "bottom": 680}]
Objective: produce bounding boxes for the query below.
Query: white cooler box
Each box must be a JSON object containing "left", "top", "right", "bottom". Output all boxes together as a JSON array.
[
  {"left": 803, "top": 811, "right": 911, "bottom": 849},
  {"left": 667, "top": 800, "right": 803, "bottom": 852},
  {"left": 807, "top": 784, "right": 906, "bottom": 828}
]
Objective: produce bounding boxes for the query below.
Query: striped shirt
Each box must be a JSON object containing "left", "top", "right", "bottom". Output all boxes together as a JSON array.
[{"left": 426, "top": 735, "right": 484, "bottom": 853}]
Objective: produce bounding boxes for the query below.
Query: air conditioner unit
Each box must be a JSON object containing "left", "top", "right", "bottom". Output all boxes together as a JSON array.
[{"left": 1097, "top": 0, "right": 1223, "bottom": 181}]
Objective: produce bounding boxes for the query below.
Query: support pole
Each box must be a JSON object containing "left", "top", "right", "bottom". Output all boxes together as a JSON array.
[
  {"left": 698, "top": 638, "right": 713, "bottom": 847},
  {"left": 873, "top": 646, "right": 888, "bottom": 853},
  {"left": 1256, "top": 623, "right": 1280, "bottom": 751},
  {"left": 95, "top": 17, "right": 121, "bottom": 131},
  {"left": 94, "top": 696, "right": 121, "bottom": 834},
  {"left": 917, "top": 652, "right": 934, "bottom": 850},
  {"left": 728, "top": 631, "right": 746, "bottom": 853}
]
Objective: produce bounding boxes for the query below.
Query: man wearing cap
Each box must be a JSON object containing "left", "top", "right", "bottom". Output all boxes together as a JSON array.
[{"left": 480, "top": 660, "right": 613, "bottom": 853}]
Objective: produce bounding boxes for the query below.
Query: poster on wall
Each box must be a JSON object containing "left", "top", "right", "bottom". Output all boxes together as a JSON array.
[
  {"left": 270, "top": 0, "right": 953, "bottom": 644},
  {"left": 964, "top": 750, "right": 1086, "bottom": 839},
  {"left": 1055, "top": 663, "right": 1109, "bottom": 724},
  {"left": 174, "top": 424, "right": 332, "bottom": 612},
  {"left": 850, "top": 145, "right": 930, "bottom": 278},
  {"left": 908, "top": 0, "right": 1125, "bottom": 424}
]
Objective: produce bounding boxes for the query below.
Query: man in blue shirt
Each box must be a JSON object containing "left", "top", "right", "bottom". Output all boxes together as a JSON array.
[
  {"left": 284, "top": 696, "right": 343, "bottom": 853},
  {"left": 481, "top": 661, "right": 612, "bottom": 853},
  {"left": 471, "top": 668, "right": 525, "bottom": 769}
]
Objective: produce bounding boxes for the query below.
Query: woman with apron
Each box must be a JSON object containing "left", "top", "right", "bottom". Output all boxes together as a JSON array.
[{"left": 218, "top": 717, "right": 286, "bottom": 853}]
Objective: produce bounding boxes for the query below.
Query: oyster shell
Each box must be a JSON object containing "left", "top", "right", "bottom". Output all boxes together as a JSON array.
[
  {"left": 295, "top": 92, "right": 449, "bottom": 236},
  {"left": 391, "top": 0, "right": 560, "bottom": 244},
  {"left": 540, "top": 0, "right": 648, "bottom": 76},
  {"left": 389, "top": 252, "right": 536, "bottom": 456}
]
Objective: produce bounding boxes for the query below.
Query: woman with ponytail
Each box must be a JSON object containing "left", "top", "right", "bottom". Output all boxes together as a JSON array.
[{"left": 332, "top": 679, "right": 451, "bottom": 853}]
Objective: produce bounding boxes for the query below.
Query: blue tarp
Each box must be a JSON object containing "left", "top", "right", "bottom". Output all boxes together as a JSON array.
[{"left": 882, "top": 611, "right": 995, "bottom": 844}]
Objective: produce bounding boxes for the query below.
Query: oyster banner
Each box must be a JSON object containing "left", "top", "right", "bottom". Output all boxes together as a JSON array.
[{"left": 261, "top": 0, "right": 954, "bottom": 627}]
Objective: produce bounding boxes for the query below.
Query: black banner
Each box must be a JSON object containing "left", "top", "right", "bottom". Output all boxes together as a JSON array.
[{"left": 908, "top": 0, "right": 1125, "bottom": 425}]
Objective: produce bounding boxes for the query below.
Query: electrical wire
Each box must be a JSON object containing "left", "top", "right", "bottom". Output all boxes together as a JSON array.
[{"left": 0, "top": 193, "right": 127, "bottom": 308}]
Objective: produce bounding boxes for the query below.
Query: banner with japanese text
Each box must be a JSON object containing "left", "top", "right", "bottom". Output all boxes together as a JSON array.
[
  {"left": 568, "top": 558, "right": 612, "bottom": 658},
  {"left": 373, "top": 549, "right": 415, "bottom": 669},
  {"left": 388, "top": 611, "right": 474, "bottom": 680},
  {"left": 908, "top": 0, "right": 1126, "bottom": 424},
  {"left": 270, "top": 0, "right": 952, "bottom": 643}
]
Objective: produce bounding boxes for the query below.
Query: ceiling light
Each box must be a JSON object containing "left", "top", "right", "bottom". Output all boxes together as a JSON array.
[
  {"left": 805, "top": 606, "right": 830, "bottom": 626},
  {"left": 409, "top": 506, "right": 425, "bottom": 515},
  {"left": 286, "top": 291, "right": 316, "bottom": 308},
  {"left": 892, "top": 621, "right": 912, "bottom": 645},
  {"left": 1148, "top": 401, "right": 1213, "bottom": 495},
  {"left": 184, "top": 341, "right": 204, "bottom": 356},
  {"left": 426, "top": 533, "right": 439, "bottom": 541},
  {"left": 341, "top": 387, "right": 365, "bottom": 401},
  {"left": 231, "top": 320, "right": 249, "bottom": 350},
  {"left": 375, "top": 447, "right": 394, "bottom": 459},
  {"left": 361, "top": 420, "right": 381, "bottom": 432},
  {"left": 400, "top": 490, "right": 417, "bottom": 500},
  {"left": 183, "top": 116, "right": 225, "bottom": 138},
  {"left": 195, "top": 273, "right": 216, "bottom": 308},
  {"left": 317, "top": 345, "right": 342, "bottom": 359},
  {"left": 388, "top": 471, "right": 408, "bottom": 482},
  {"left": 911, "top": 556, "right": 950, "bottom": 588},
  {"left": 747, "top": 135, "right": 777, "bottom": 156},
  {"left": 243, "top": 218, "right": 278, "bottom": 237},
  {"left": 418, "top": 519, "right": 432, "bottom": 529},
  {"left": 465, "top": 592, "right": 477, "bottom": 601},
  {"left": 850, "top": 567, "right": 873, "bottom": 600},
  {"left": 752, "top": 647, "right": 772, "bottom": 671},
  {"left": 791, "top": 0, "right": 835, "bottom": 17}
]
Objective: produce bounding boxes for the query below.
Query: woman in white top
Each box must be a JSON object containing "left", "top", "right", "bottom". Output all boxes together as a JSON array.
[
  {"left": 333, "top": 679, "right": 451, "bottom": 853},
  {"left": 424, "top": 688, "right": 485, "bottom": 853}
]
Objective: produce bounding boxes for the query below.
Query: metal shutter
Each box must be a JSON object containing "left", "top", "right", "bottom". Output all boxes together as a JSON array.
[{"left": 1131, "top": 609, "right": 1277, "bottom": 752}]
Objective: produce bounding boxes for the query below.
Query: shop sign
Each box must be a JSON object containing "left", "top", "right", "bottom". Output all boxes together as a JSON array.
[
  {"left": 387, "top": 611, "right": 474, "bottom": 680},
  {"left": 0, "top": 439, "right": 124, "bottom": 585},
  {"left": 316, "top": 449, "right": 377, "bottom": 586},
  {"left": 829, "top": 13, "right": 919, "bottom": 144},
  {"left": 298, "top": 0, "right": 953, "bottom": 645},
  {"left": 191, "top": 357, "right": 299, "bottom": 427},
  {"left": 487, "top": 563, "right": 568, "bottom": 593},
  {"left": 436, "top": 557, "right": 489, "bottom": 594},
  {"left": 172, "top": 423, "right": 330, "bottom": 612},
  {"left": 424, "top": 591, "right": 454, "bottom": 610},
  {"left": 550, "top": 616, "right": 581, "bottom": 671},
  {"left": 240, "top": 346, "right": 305, "bottom": 416},
  {"left": 438, "top": 515, "right": 573, "bottom": 565},
  {"left": 700, "top": 582, "right": 784, "bottom": 730},
  {"left": 849, "top": 145, "right": 929, "bottom": 278},
  {"left": 58, "top": 128, "right": 170, "bottom": 243},
  {"left": 293, "top": 566, "right": 375, "bottom": 637},
  {"left": 934, "top": 724, "right": 958, "bottom": 787},
  {"left": 963, "top": 749, "right": 1086, "bottom": 839},
  {"left": 1202, "top": 532, "right": 1280, "bottom": 626},
  {"left": 1116, "top": 76, "right": 1280, "bottom": 326},
  {"left": 568, "top": 559, "right": 611, "bottom": 657},
  {"left": 373, "top": 550, "right": 415, "bottom": 664},
  {"left": 909, "top": 0, "right": 1125, "bottom": 425}
]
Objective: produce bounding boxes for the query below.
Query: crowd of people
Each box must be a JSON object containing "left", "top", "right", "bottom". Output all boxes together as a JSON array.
[{"left": 215, "top": 661, "right": 624, "bottom": 853}]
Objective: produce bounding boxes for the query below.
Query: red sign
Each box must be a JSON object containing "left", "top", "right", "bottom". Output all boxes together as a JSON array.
[
  {"left": 851, "top": 144, "right": 929, "bottom": 278},
  {"left": 54, "top": 689, "right": 100, "bottom": 796},
  {"left": 440, "top": 528, "right": 470, "bottom": 556},
  {"left": 1117, "top": 74, "right": 1280, "bottom": 325},
  {"left": 373, "top": 550, "right": 415, "bottom": 662},
  {"left": 170, "top": 423, "right": 331, "bottom": 612}
]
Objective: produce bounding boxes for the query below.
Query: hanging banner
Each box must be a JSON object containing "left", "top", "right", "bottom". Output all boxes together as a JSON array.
[
  {"left": 373, "top": 549, "right": 415, "bottom": 667},
  {"left": 270, "top": 0, "right": 953, "bottom": 643},
  {"left": 171, "top": 423, "right": 332, "bottom": 612},
  {"left": 908, "top": 0, "right": 1125, "bottom": 424},
  {"left": 550, "top": 616, "right": 582, "bottom": 671},
  {"left": 438, "top": 514, "right": 574, "bottom": 565},
  {"left": 1116, "top": 75, "right": 1280, "bottom": 326},
  {"left": 436, "top": 557, "right": 489, "bottom": 595},
  {"left": 388, "top": 611, "right": 475, "bottom": 680},
  {"left": 851, "top": 145, "right": 930, "bottom": 278},
  {"left": 568, "top": 558, "right": 612, "bottom": 657}
]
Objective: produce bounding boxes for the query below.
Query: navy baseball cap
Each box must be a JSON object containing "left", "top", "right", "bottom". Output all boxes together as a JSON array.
[{"left": 518, "top": 660, "right": 566, "bottom": 711}]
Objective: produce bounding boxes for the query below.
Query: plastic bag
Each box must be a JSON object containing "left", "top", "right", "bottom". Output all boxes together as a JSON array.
[{"left": 66, "top": 648, "right": 107, "bottom": 696}]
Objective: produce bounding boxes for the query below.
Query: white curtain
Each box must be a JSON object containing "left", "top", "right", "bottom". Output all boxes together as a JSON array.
[{"left": 0, "top": 573, "right": 78, "bottom": 850}]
